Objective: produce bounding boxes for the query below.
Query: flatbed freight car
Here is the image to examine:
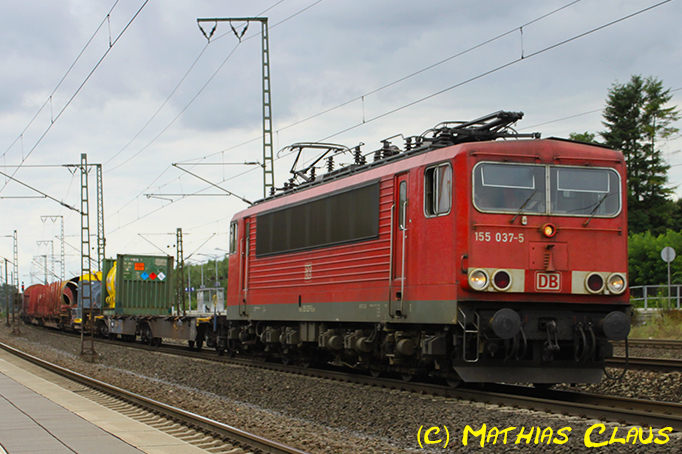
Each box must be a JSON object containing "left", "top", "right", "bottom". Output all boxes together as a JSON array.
[{"left": 97, "top": 254, "right": 207, "bottom": 346}]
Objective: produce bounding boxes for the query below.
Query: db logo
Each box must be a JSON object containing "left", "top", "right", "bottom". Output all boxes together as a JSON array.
[{"left": 536, "top": 272, "right": 561, "bottom": 292}]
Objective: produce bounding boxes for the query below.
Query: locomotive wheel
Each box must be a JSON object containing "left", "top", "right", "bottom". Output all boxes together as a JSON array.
[
  {"left": 446, "top": 378, "right": 462, "bottom": 388},
  {"left": 370, "top": 370, "right": 382, "bottom": 378},
  {"left": 401, "top": 373, "right": 414, "bottom": 382}
]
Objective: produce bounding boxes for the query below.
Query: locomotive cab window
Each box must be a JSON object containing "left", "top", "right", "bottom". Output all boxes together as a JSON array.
[
  {"left": 424, "top": 163, "right": 452, "bottom": 216},
  {"left": 473, "top": 162, "right": 621, "bottom": 217},
  {"left": 229, "top": 222, "right": 238, "bottom": 254},
  {"left": 550, "top": 167, "right": 620, "bottom": 216},
  {"left": 474, "top": 163, "right": 546, "bottom": 213}
]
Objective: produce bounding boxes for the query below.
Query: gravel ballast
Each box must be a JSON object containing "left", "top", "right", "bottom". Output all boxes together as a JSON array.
[{"left": 1, "top": 325, "right": 679, "bottom": 453}]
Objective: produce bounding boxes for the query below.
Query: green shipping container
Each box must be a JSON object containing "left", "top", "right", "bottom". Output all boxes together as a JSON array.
[{"left": 102, "top": 254, "right": 175, "bottom": 315}]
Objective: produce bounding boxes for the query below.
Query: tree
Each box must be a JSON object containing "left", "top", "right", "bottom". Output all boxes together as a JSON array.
[
  {"left": 629, "top": 230, "right": 682, "bottom": 287},
  {"left": 600, "top": 75, "right": 680, "bottom": 234},
  {"left": 568, "top": 131, "right": 597, "bottom": 143}
]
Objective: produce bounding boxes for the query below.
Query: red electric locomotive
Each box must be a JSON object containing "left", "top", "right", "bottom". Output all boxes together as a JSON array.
[{"left": 223, "top": 111, "right": 630, "bottom": 385}]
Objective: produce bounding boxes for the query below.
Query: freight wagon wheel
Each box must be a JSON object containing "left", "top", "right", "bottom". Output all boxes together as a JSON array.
[
  {"left": 369, "top": 370, "right": 382, "bottom": 378},
  {"left": 97, "top": 322, "right": 108, "bottom": 339},
  {"left": 140, "top": 324, "right": 153, "bottom": 346},
  {"left": 401, "top": 373, "right": 414, "bottom": 383}
]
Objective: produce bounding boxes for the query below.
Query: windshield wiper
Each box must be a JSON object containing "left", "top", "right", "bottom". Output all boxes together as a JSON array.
[
  {"left": 510, "top": 189, "right": 537, "bottom": 224},
  {"left": 583, "top": 193, "right": 611, "bottom": 226}
]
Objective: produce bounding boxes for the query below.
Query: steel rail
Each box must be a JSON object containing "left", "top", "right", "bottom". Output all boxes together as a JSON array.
[
  {"left": 607, "top": 356, "right": 682, "bottom": 372},
  {"left": 614, "top": 339, "right": 682, "bottom": 349},
  {"left": 0, "top": 341, "right": 310, "bottom": 454},
  {"left": 17, "top": 326, "right": 682, "bottom": 431}
]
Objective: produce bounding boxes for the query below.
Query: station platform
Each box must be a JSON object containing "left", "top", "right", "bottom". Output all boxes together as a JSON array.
[{"left": 0, "top": 347, "right": 208, "bottom": 454}]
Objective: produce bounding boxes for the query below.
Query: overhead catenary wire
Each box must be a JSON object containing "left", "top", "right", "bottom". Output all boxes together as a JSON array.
[
  {"left": 109, "top": 0, "right": 588, "bottom": 222},
  {"left": 105, "top": 0, "right": 330, "bottom": 223},
  {"left": 1, "top": 0, "right": 122, "bottom": 162},
  {"left": 0, "top": 0, "right": 151, "bottom": 196},
  {"left": 107, "top": 0, "right": 673, "bottom": 236},
  {"left": 319, "top": 0, "right": 674, "bottom": 143},
  {"left": 104, "top": 0, "right": 325, "bottom": 173}
]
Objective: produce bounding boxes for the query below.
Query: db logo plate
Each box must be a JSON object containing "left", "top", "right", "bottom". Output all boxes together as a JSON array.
[{"left": 535, "top": 272, "right": 561, "bottom": 292}]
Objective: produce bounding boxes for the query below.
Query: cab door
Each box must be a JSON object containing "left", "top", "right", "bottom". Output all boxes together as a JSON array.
[
  {"left": 238, "top": 217, "right": 250, "bottom": 317},
  {"left": 390, "top": 173, "right": 409, "bottom": 318}
]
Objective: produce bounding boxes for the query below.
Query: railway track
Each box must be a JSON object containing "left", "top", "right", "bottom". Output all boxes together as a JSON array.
[
  {"left": 15, "top": 325, "right": 682, "bottom": 432},
  {"left": 0, "top": 340, "right": 309, "bottom": 454},
  {"left": 607, "top": 356, "right": 682, "bottom": 372},
  {"left": 614, "top": 338, "right": 682, "bottom": 349}
]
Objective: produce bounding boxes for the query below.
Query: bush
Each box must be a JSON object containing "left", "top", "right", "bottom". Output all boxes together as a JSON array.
[{"left": 629, "top": 309, "right": 682, "bottom": 339}]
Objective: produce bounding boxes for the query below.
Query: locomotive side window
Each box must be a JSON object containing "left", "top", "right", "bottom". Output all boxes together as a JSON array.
[
  {"left": 255, "top": 182, "right": 380, "bottom": 257},
  {"left": 550, "top": 167, "right": 620, "bottom": 216},
  {"left": 399, "top": 181, "right": 407, "bottom": 230},
  {"left": 474, "top": 163, "right": 546, "bottom": 213},
  {"left": 424, "top": 163, "right": 452, "bottom": 216},
  {"left": 229, "top": 222, "right": 238, "bottom": 254}
]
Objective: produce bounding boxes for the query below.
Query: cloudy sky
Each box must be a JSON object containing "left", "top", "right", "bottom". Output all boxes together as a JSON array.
[{"left": 0, "top": 0, "right": 680, "bottom": 284}]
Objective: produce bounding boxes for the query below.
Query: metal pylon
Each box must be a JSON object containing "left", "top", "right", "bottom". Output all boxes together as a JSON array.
[
  {"left": 80, "top": 153, "right": 96, "bottom": 359},
  {"left": 41, "top": 215, "right": 65, "bottom": 281},
  {"left": 197, "top": 17, "right": 275, "bottom": 198},
  {"left": 176, "top": 228, "right": 186, "bottom": 315},
  {"left": 96, "top": 164, "right": 105, "bottom": 272},
  {"left": 12, "top": 231, "right": 19, "bottom": 335},
  {"left": 260, "top": 19, "right": 274, "bottom": 198}
]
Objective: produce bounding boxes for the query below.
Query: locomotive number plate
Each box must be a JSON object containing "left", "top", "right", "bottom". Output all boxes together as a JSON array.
[
  {"left": 535, "top": 272, "right": 562, "bottom": 292},
  {"left": 474, "top": 231, "right": 524, "bottom": 243}
]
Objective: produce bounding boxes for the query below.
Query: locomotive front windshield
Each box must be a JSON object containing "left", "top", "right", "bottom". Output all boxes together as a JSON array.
[{"left": 474, "top": 162, "right": 621, "bottom": 217}]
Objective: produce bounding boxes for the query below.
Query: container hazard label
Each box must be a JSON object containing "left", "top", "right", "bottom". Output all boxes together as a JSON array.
[
  {"left": 134, "top": 262, "right": 145, "bottom": 271},
  {"left": 535, "top": 272, "right": 561, "bottom": 292}
]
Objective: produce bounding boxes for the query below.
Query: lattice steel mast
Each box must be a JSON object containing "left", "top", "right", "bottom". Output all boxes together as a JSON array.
[
  {"left": 197, "top": 17, "right": 275, "bottom": 198},
  {"left": 80, "top": 153, "right": 96, "bottom": 359}
]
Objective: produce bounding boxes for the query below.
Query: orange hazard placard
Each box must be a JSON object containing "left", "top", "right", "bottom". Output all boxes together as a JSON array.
[{"left": 134, "top": 262, "right": 145, "bottom": 271}]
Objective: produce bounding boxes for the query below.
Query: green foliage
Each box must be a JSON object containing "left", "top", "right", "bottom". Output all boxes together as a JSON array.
[
  {"left": 570, "top": 75, "right": 680, "bottom": 235},
  {"left": 600, "top": 75, "right": 680, "bottom": 235},
  {"left": 630, "top": 309, "right": 682, "bottom": 339},
  {"left": 179, "top": 256, "right": 229, "bottom": 307},
  {"left": 568, "top": 131, "right": 598, "bottom": 143},
  {"left": 629, "top": 230, "right": 682, "bottom": 287}
]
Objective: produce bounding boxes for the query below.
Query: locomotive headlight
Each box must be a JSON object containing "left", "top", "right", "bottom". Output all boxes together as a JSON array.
[
  {"left": 469, "top": 269, "right": 489, "bottom": 291},
  {"left": 492, "top": 270, "right": 512, "bottom": 291},
  {"left": 607, "top": 273, "right": 627, "bottom": 294},
  {"left": 542, "top": 223, "right": 557, "bottom": 238},
  {"left": 585, "top": 272, "right": 605, "bottom": 294}
]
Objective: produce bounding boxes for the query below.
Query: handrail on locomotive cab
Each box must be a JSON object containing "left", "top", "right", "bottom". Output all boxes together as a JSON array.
[{"left": 458, "top": 308, "right": 480, "bottom": 363}]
